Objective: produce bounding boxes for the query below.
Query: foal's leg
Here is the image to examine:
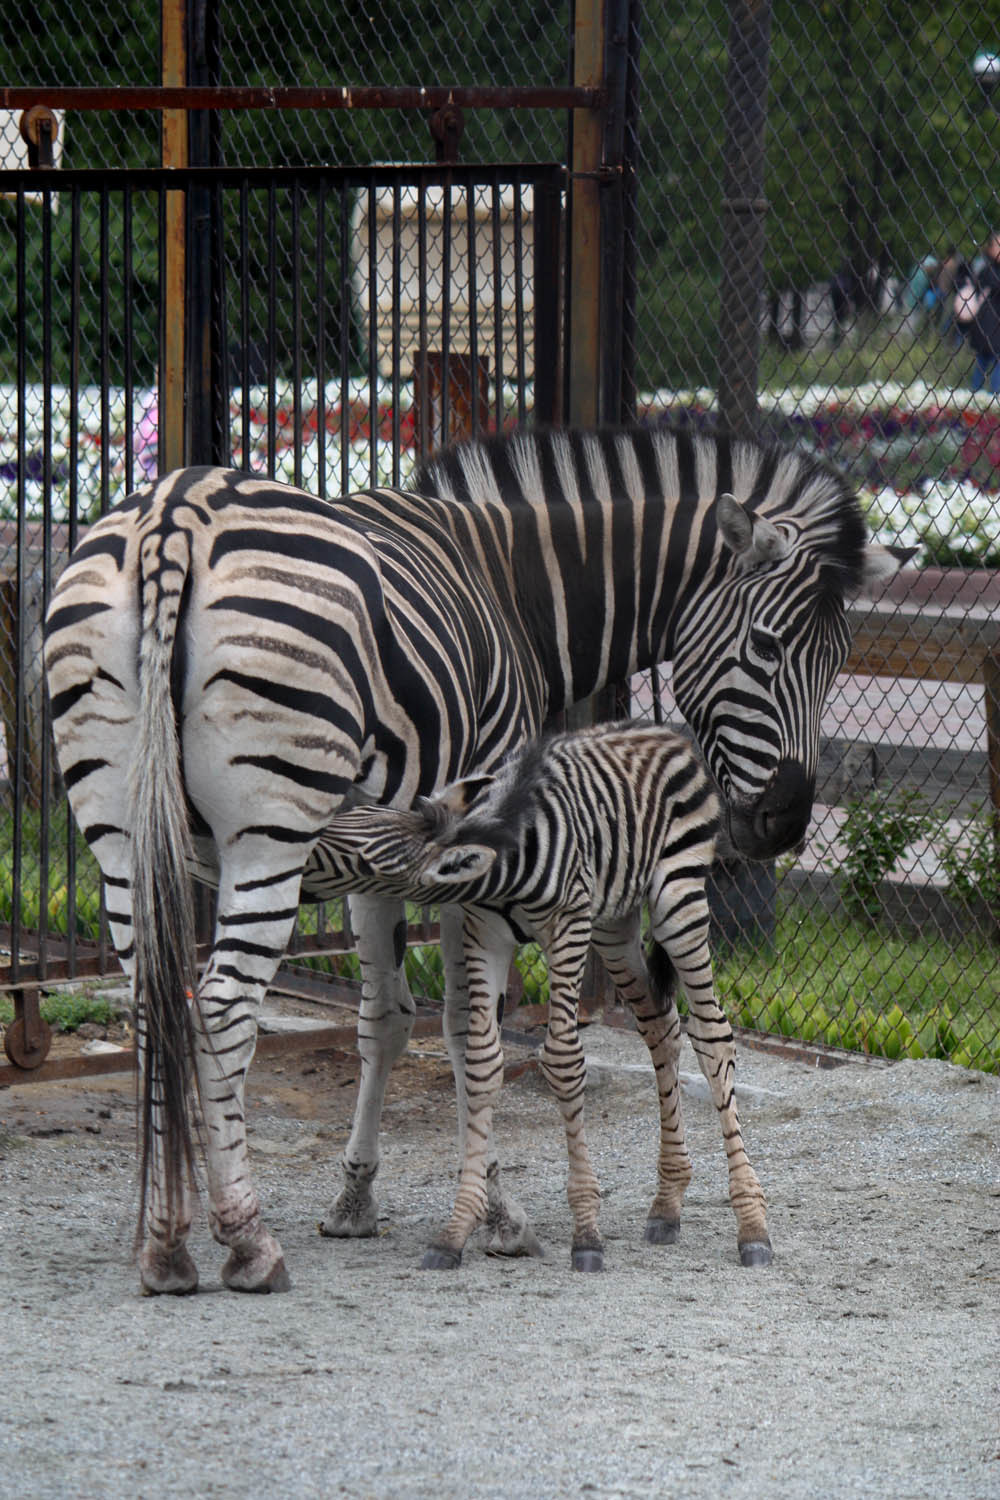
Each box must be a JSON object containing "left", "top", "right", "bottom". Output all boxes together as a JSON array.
[
  {"left": 648, "top": 874, "right": 772, "bottom": 1267},
  {"left": 423, "top": 908, "right": 518, "bottom": 1268},
  {"left": 320, "top": 892, "right": 416, "bottom": 1238},
  {"left": 438, "top": 907, "right": 542, "bottom": 1260},
  {"left": 592, "top": 913, "right": 692, "bottom": 1245},
  {"left": 537, "top": 912, "right": 604, "bottom": 1271}
]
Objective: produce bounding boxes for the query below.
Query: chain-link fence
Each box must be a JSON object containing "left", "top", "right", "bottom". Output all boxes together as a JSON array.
[{"left": 2, "top": 1, "right": 999, "bottom": 1074}]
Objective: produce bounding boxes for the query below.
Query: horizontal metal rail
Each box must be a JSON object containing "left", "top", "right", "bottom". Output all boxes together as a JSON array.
[{"left": 0, "top": 86, "right": 603, "bottom": 114}]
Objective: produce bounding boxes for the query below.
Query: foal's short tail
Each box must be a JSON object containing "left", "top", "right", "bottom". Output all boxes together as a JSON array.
[{"left": 128, "top": 525, "right": 200, "bottom": 1242}]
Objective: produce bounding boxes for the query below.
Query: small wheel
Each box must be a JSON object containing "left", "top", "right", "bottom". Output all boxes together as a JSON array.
[{"left": 3, "top": 1014, "right": 54, "bottom": 1070}]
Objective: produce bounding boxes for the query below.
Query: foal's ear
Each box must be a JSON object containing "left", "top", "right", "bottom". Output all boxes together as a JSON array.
[
  {"left": 716, "top": 492, "right": 792, "bottom": 566},
  {"left": 415, "top": 774, "right": 496, "bottom": 832}
]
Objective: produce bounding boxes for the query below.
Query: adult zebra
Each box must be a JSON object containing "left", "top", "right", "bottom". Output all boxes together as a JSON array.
[
  {"left": 309, "top": 720, "right": 768, "bottom": 1273},
  {"left": 44, "top": 426, "right": 902, "bottom": 1293}
]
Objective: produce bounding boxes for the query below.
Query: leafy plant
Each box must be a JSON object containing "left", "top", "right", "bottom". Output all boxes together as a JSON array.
[
  {"left": 0, "top": 989, "right": 119, "bottom": 1033},
  {"left": 938, "top": 816, "right": 1000, "bottom": 926},
  {"left": 838, "top": 789, "right": 934, "bottom": 924}
]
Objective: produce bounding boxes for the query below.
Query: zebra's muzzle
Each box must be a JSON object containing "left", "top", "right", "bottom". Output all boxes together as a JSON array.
[{"left": 725, "top": 759, "right": 814, "bottom": 860}]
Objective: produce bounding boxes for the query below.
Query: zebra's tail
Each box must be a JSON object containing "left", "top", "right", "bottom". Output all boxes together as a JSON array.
[
  {"left": 646, "top": 939, "right": 679, "bottom": 1012},
  {"left": 128, "top": 524, "right": 200, "bottom": 1245}
]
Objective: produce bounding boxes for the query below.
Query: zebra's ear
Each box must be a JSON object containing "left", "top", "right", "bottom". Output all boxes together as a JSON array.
[
  {"left": 421, "top": 843, "right": 497, "bottom": 884},
  {"left": 717, "top": 492, "right": 792, "bottom": 566},
  {"left": 415, "top": 775, "right": 495, "bottom": 833}
]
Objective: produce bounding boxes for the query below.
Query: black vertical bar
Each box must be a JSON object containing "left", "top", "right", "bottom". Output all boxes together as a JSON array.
[
  {"left": 512, "top": 182, "right": 527, "bottom": 425},
  {"left": 533, "top": 174, "right": 562, "bottom": 428},
  {"left": 718, "top": 0, "right": 773, "bottom": 441},
  {"left": 38, "top": 185, "right": 53, "bottom": 978},
  {"left": 239, "top": 180, "right": 251, "bottom": 467},
  {"left": 441, "top": 176, "right": 452, "bottom": 443},
  {"left": 100, "top": 187, "right": 111, "bottom": 513},
  {"left": 123, "top": 185, "right": 135, "bottom": 493},
  {"left": 391, "top": 180, "right": 402, "bottom": 486},
  {"left": 11, "top": 189, "right": 26, "bottom": 983},
  {"left": 367, "top": 178, "right": 378, "bottom": 485},
  {"left": 68, "top": 188, "right": 81, "bottom": 553},
  {"left": 213, "top": 178, "right": 229, "bottom": 465},
  {"left": 339, "top": 182, "right": 351, "bottom": 497},
  {"left": 466, "top": 179, "right": 480, "bottom": 440},
  {"left": 416, "top": 176, "right": 429, "bottom": 461},
  {"left": 267, "top": 181, "right": 277, "bottom": 478},
  {"left": 600, "top": 0, "right": 632, "bottom": 425},
  {"left": 316, "top": 176, "right": 327, "bottom": 500},
  {"left": 292, "top": 178, "right": 303, "bottom": 490},
  {"left": 491, "top": 174, "right": 503, "bottom": 433},
  {"left": 65, "top": 188, "right": 81, "bottom": 967}
]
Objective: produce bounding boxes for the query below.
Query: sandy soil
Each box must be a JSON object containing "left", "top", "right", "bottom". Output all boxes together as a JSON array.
[{"left": 0, "top": 1013, "right": 997, "bottom": 1500}]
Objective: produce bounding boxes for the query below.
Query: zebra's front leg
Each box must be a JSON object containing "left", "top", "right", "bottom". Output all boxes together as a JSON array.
[
  {"left": 320, "top": 892, "right": 416, "bottom": 1239},
  {"left": 650, "top": 890, "right": 772, "bottom": 1267},
  {"left": 438, "top": 907, "right": 542, "bottom": 1261},
  {"left": 593, "top": 915, "right": 692, "bottom": 1246},
  {"left": 539, "top": 919, "right": 603, "bottom": 1271}
]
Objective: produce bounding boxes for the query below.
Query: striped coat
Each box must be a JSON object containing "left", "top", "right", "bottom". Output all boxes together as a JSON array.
[
  {"left": 44, "top": 428, "right": 903, "bottom": 1293},
  {"left": 311, "top": 720, "right": 772, "bottom": 1271}
]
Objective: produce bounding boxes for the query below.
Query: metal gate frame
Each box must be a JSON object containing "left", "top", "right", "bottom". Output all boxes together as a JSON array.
[{"left": 1, "top": 2, "right": 639, "bottom": 1073}]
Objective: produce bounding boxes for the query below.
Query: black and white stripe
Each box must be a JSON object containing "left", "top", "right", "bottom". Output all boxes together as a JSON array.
[
  {"left": 311, "top": 720, "right": 771, "bottom": 1270},
  {"left": 44, "top": 429, "right": 901, "bottom": 1291}
]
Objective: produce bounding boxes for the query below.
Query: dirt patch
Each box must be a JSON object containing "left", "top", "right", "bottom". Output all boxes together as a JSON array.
[{"left": 0, "top": 1016, "right": 997, "bottom": 1500}]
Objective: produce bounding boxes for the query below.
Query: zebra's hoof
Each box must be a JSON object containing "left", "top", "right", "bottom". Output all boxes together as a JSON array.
[
  {"left": 222, "top": 1247, "right": 292, "bottom": 1293},
  {"left": 571, "top": 1247, "right": 604, "bottom": 1272},
  {"left": 644, "top": 1216, "right": 680, "bottom": 1245},
  {"left": 139, "top": 1245, "right": 199, "bottom": 1296},
  {"left": 318, "top": 1186, "right": 379, "bottom": 1239},
  {"left": 421, "top": 1246, "right": 462, "bottom": 1270},
  {"left": 738, "top": 1239, "right": 773, "bottom": 1268}
]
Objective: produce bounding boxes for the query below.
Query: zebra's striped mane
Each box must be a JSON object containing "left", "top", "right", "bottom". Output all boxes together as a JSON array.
[{"left": 411, "top": 423, "right": 872, "bottom": 608}]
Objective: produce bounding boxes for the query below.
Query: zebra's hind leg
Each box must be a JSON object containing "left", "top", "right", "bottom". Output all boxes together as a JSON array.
[
  {"left": 192, "top": 862, "right": 315, "bottom": 1293},
  {"left": 593, "top": 915, "right": 692, "bottom": 1246},
  {"left": 320, "top": 892, "right": 416, "bottom": 1240},
  {"left": 537, "top": 916, "right": 604, "bottom": 1271},
  {"left": 648, "top": 884, "right": 772, "bottom": 1267},
  {"left": 438, "top": 908, "right": 542, "bottom": 1262}
]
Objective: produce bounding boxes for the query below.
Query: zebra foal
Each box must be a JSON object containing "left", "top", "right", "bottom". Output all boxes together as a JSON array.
[{"left": 312, "top": 721, "right": 771, "bottom": 1272}]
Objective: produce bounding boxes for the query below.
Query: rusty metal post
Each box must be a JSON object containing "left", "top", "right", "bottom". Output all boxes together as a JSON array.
[
  {"left": 717, "top": 0, "right": 773, "bottom": 441},
  {"left": 161, "top": 0, "right": 187, "bottom": 473},
  {"left": 566, "top": 0, "right": 605, "bottom": 431}
]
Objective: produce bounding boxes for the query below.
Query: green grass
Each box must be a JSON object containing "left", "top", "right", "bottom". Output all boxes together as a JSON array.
[
  {"left": 757, "top": 311, "right": 972, "bottom": 393},
  {"left": 718, "top": 904, "right": 1000, "bottom": 1073},
  {"left": 7, "top": 799, "right": 998, "bottom": 1070}
]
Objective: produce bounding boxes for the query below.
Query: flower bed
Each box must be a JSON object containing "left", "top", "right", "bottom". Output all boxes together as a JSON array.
[
  {"left": 2, "top": 379, "right": 999, "bottom": 567},
  {"left": 640, "top": 382, "right": 1000, "bottom": 566}
]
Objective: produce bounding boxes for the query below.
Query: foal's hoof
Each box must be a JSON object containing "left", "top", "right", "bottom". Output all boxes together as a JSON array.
[
  {"left": 644, "top": 1216, "right": 681, "bottom": 1245},
  {"left": 222, "top": 1247, "right": 292, "bottom": 1293},
  {"left": 738, "top": 1238, "right": 773, "bottom": 1268},
  {"left": 319, "top": 1185, "right": 379, "bottom": 1239},
  {"left": 421, "top": 1246, "right": 462, "bottom": 1270},
  {"left": 139, "top": 1245, "right": 199, "bottom": 1297},
  {"left": 571, "top": 1247, "right": 605, "bottom": 1273}
]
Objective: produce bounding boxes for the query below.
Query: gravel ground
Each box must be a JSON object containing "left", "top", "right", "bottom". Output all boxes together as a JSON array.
[{"left": 1, "top": 1023, "right": 998, "bottom": 1500}]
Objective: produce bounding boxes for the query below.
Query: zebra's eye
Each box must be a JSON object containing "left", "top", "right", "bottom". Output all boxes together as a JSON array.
[{"left": 748, "top": 628, "right": 781, "bottom": 669}]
